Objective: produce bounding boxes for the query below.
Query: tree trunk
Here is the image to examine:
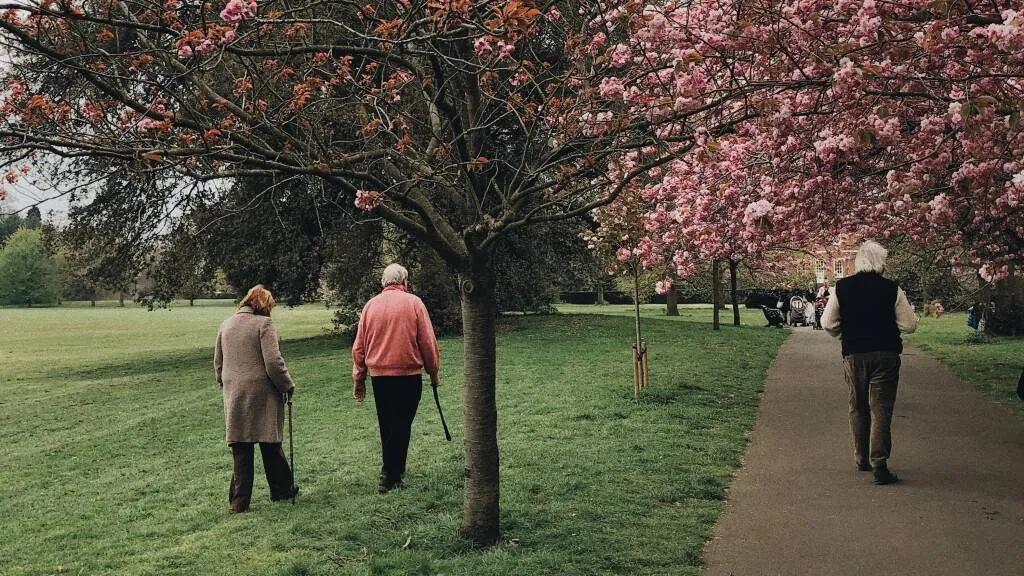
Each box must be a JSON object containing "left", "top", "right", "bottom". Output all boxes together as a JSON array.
[
  {"left": 189, "top": 298, "right": 195, "bottom": 306},
  {"left": 595, "top": 281, "right": 606, "bottom": 306},
  {"left": 729, "top": 260, "right": 740, "bottom": 326},
  {"left": 633, "top": 266, "right": 643, "bottom": 349},
  {"left": 712, "top": 259, "right": 721, "bottom": 331},
  {"left": 990, "top": 269, "right": 1023, "bottom": 337},
  {"left": 665, "top": 288, "right": 679, "bottom": 316},
  {"left": 118, "top": 293, "right": 125, "bottom": 307},
  {"left": 459, "top": 267, "right": 500, "bottom": 546},
  {"left": 90, "top": 299, "right": 96, "bottom": 307}
]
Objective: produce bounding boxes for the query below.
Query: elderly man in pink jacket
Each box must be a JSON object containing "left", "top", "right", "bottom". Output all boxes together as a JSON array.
[{"left": 352, "top": 263, "right": 441, "bottom": 493}]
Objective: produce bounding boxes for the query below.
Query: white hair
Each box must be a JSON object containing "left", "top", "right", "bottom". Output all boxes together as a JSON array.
[
  {"left": 854, "top": 240, "right": 888, "bottom": 274},
  {"left": 381, "top": 263, "right": 409, "bottom": 287}
]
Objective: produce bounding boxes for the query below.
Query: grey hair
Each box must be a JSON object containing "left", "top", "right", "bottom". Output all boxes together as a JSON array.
[
  {"left": 854, "top": 240, "right": 888, "bottom": 273},
  {"left": 381, "top": 263, "right": 409, "bottom": 287}
]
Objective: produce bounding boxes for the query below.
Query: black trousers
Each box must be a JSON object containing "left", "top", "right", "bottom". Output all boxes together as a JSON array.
[
  {"left": 371, "top": 375, "right": 423, "bottom": 483},
  {"left": 229, "top": 442, "right": 293, "bottom": 512}
]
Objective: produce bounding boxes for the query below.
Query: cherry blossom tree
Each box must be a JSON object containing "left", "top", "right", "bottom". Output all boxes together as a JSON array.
[
  {"left": 0, "top": 0, "right": 767, "bottom": 543},
  {"left": 611, "top": 0, "right": 1024, "bottom": 333},
  {"left": 2, "top": 0, "right": 1022, "bottom": 543}
]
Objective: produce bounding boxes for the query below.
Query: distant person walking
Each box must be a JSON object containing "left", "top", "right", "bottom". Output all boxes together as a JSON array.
[
  {"left": 215, "top": 285, "right": 297, "bottom": 512},
  {"left": 822, "top": 241, "right": 918, "bottom": 485},
  {"left": 352, "top": 263, "right": 440, "bottom": 493}
]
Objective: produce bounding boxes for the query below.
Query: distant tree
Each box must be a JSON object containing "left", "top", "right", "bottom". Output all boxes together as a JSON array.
[
  {"left": 0, "top": 201, "right": 22, "bottom": 247},
  {"left": 23, "top": 206, "right": 41, "bottom": 230},
  {"left": 0, "top": 228, "right": 59, "bottom": 306},
  {"left": 146, "top": 228, "right": 217, "bottom": 306}
]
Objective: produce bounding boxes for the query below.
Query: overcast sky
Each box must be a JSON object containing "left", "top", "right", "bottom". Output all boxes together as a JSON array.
[{"left": 2, "top": 179, "right": 71, "bottom": 223}]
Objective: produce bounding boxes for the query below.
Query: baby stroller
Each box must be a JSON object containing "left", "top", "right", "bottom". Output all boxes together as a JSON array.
[
  {"left": 789, "top": 295, "right": 807, "bottom": 326},
  {"left": 813, "top": 296, "right": 827, "bottom": 330}
]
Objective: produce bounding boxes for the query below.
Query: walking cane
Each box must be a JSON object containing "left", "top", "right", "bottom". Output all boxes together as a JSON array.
[
  {"left": 286, "top": 392, "right": 296, "bottom": 504},
  {"left": 431, "top": 383, "right": 452, "bottom": 442}
]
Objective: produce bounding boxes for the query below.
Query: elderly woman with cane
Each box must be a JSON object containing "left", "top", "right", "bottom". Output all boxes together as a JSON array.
[
  {"left": 352, "top": 263, "right": 441, "bottom": 493},
  {"left": 215, "top": 285, "right": 298, "bottom": 513}
]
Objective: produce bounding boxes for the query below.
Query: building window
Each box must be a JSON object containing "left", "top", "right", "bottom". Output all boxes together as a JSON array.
[
  {"left": 834, "top": 260, "right": 843, "bottom": 277},
  {"left": 816, "top": 260, "right": 826, "bottom": 283}
]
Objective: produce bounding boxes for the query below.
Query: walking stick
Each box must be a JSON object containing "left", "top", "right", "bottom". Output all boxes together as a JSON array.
[
  {"left": 431, "top": 383, "right": 452, "bottom": 442},
  {"left": 286, "top": 392, "right": 295, "bottom": 504}
]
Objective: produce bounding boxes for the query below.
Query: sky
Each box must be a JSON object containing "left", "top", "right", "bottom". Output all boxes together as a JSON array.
[{"left": 2, "top": 179, "right": 71, "bottom": 223}]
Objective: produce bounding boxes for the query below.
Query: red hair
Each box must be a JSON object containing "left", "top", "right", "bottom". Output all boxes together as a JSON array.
[{"left": 240, "top": 285, "right": 275, "bottom": 316}]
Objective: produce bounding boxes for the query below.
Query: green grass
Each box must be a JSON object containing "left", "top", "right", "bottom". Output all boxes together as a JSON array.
[
  {"left": 557, "top": 303, "right": 770, "bottom": 326},
  {"left": 0, "top": 303, "right": 787, "bottom": 575},
  {"left": 906, "top": 312, "right": 1024, "bottom": 417}
]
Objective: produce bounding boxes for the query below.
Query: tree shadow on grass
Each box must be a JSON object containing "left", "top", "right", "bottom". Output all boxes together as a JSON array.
[{"left": 50, "top": 335, "right": 347, "bottom": 381}]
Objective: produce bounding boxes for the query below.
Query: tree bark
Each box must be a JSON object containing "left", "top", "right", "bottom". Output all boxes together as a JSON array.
[
  {"left": 189, "top": 298, "right": 195, "bottom": 306},
  {"left": 712, "top": 259, "right": 721, "bottom": 331},
  {"left": 665, "top": 287, "right": 679, "bottom": 316},
  {"left": 990, "top": 269, "right": 1023, "bottom": 337},
  {"left": 729, "top": 259, "right": 740, "bottom": 326},
  {"left": 595, "top": 281, "right": 606, "bottom": 306},
  {"left": 459, "top": 266, "right": 500, "bottom": 546}
]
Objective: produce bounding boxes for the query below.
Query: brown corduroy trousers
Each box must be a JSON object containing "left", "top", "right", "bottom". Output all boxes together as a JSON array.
[
  {"left": 229, "top": 442, "right": 293, "bottom": 512},
  {"left": 843, "top": 351, "right": 902, "bottom": 469}
]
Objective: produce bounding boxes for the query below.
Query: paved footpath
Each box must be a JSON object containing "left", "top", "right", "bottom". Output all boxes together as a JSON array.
[{"left": 701, "top": 328, "right": 1024, "bottom": 576}]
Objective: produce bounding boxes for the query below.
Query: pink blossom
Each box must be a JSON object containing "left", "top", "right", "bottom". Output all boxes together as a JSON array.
[
  {"left": 743, "top": 199, "right": 774, "bottom": 223},
  {"left": 194, "top": 39, "right": 217, "bottom": 55},
  {"left": 473, "top": 37, "right": 493, "bottom": 56},
  {"left": 219, "top": 0, "right": 255, "bottom": 23},
  {"left": 545, "top": 7, "right": 561, "bottom": 22},
  {"left": 655, "top": 279, "right": 672, "bottom": 295},
  {"left": 609, "top": 44, "right": 630, "bottom": 68},
  {"left": 598, "top": 77, "right": 625, "bottom": 101},
  {"left": 496, "top": 41, "right": 515, "bottom": 60},
  {"left": 177, "top": 45, "right": 194, "bottom": 58},
  {"left": 979, "top": 263, "right": 1009, "bottom": 283},
  {"left": 354, "top": 190, "right": 383, "bottom": 211},
  {"left": 616, "top": 247, "right": 632, "bottom": 262}
]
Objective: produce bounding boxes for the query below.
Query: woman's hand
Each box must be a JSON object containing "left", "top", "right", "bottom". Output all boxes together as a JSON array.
[{"left": 353, "top": 380, "right": 366, "bottom": 403}]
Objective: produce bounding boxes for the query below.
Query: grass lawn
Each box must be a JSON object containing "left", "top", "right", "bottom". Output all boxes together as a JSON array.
[
  {"left": 1, "top": 302, "right": 786, "bottom": 575},
  {"left": 905, "top": 312, "right": 1024, "bottom": 418},
  {"left": 557, "top": 303, "right": 771, "bottom": 326}
]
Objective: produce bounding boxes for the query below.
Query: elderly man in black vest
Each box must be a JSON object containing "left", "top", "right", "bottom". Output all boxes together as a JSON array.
[{"left": 822, "top": 241, "right": 918, "bottom": 485}]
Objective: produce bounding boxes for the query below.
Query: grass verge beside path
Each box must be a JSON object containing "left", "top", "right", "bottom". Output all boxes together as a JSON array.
[
  {"left": 906, "top": 312, "right": 1024, "bottom": 418},
  {"left": 1, "top": 305, "right": 786, "bottom": 575}
]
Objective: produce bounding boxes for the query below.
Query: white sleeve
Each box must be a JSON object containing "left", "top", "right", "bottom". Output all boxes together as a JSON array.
[
  {"left": 822, "top": 292, "right": 841, "bottom": 338},
  {"left": 895, "top": 288, "right": 918, "bottom": 334}
]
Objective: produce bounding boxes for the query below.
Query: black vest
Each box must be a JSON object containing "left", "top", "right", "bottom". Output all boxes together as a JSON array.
[{"left": 835, "top": 272, "right": 902, "bottom": 356}]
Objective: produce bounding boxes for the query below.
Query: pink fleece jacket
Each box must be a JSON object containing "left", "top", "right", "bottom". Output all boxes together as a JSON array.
[{"left": 352, "top": 284, "right": 440, "bottom": 384}]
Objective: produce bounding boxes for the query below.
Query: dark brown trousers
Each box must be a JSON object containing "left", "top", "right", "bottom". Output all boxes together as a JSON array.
[
  {"left": 229, "top": 442, "right": 293, "bottom": 512},
  {"left": 843, "top": 351, "right": 901, "bottom": 468}
]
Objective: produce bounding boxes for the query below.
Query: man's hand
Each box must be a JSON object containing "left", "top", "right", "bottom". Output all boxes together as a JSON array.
[{"left": 353, "top": 380, "right": 366, "bottom": 403}]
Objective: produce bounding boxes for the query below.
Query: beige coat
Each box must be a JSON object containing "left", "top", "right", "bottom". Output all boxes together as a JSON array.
[{"left": 215, "top": 307, "right": 294, "bottom": 443}]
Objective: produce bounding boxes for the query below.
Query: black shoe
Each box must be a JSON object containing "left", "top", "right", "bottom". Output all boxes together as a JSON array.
[
  {"left": 857, "top": 462, "right": 872, "bottom": 472},
  {"left": 377, "top": 476, "right": 403, "bottom": 494},
  {"left": 873, "top": 467, "right": 899, "bottom": 485},
  {"left": 272, "top": 485, "right": 299, "bottom": 501}
]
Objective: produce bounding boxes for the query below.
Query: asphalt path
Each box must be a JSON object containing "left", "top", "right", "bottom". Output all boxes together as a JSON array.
[{"left": 701, "top": 328, "right": 1024, "bottom": 576}]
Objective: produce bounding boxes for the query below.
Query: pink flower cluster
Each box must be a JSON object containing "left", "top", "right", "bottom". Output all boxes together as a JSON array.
[
  {"left": 354, "top": 190, "right": 383, "bottom": 211},
  {"left": 220, "top": 0, "right": 257, "bottom": 23}
]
